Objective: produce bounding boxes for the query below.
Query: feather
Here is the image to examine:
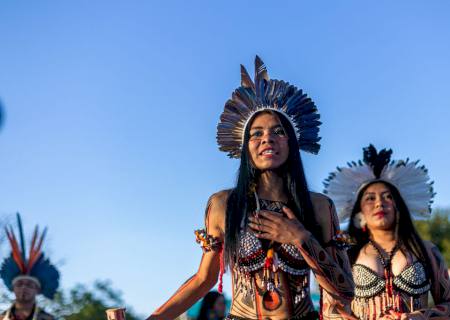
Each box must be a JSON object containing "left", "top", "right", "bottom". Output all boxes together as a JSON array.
[
  {"left": 30, "top": 255, "right": 60, "bottom": 299},
  {"left": 363, "top": 144, "right": 392, "bottom": 178},
  {"left": 254, "top": 55, "right": 269, "bottom": 99},
  {"left": 28, "top": 226, "right": 40, "bottom": 271},
  {"left": 28, "top": 227, "right": 46, "bottom": 270},
  {"left": 240, "top": 65, "right": 255, "bottom": 90},
  {"left": 5, "top": 227, "right": 25, "bottom": 273},
  {"left": 29, "top": 226, "right": 38, "bottom": 258},
  {"left": 0, "top": 256, "right": 22, "bottom": 291},
  {"left": 16, "top": 213, "right": 27, "bottom": 264}
]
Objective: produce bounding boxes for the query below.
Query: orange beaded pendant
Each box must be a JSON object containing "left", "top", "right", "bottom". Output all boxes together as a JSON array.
[{"left": 262, "top": 290, "right": 281, "bottom": 311}]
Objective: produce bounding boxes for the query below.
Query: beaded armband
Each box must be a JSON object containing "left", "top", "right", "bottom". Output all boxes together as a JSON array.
[
  {"left": 195, "top": 229, "right": 222, "bottom": 252},
  {"left": 325, "top": 231, "right": 356, "bottom": 250}
]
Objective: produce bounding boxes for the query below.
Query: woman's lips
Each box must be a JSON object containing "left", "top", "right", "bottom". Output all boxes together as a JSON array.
[
  {"left": 261, "top": 153, "right": 276, "bottom": 158},
  {"left": 260, "top": 148, "right": 278, "bottom": 158},
  {"left": 373, "top": 211, "right": 386, "bottom": 219}
]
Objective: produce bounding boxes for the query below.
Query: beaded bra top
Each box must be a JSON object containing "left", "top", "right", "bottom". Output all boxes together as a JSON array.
[
  {"left": 353, "top": 261, "right": 430, "bottom": 298},
  {"left": 236, "top": 199, "right": 309, "bottom": 276}
]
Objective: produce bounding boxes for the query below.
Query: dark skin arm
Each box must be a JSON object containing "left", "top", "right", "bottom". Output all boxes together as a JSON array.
[{"left": 147, "top": 192, "right": 226, "bottom": 320}]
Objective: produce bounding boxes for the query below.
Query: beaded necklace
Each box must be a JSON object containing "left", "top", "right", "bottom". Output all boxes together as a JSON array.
[
  {"left": 252, "top": 192, "right": 309, "bottom": 310},
  {"left": 368, "top": 239, "right": 403, "bottom": 317},
  {"left": 254, "top": 192, "right": 281, "bottom": 310}
]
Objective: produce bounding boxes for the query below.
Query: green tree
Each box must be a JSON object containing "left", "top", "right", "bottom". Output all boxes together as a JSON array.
[
  {"left": 41, "top": 280, "right": 141, "bottom": 320},
  {"left": 414, "top": 207, "right": 450, "bottom": 266}
]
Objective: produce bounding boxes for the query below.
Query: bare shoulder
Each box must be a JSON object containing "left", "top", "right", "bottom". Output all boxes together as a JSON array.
[
  {"left": 208, "top": 190, "right": 230, "bottom": 210},
  {"left": 205, "top": 189, "right": 230, "bottom": 237},
  {"left": 309, "top": 191, "right": 333, "bottom": 208},
  {"left": 309, "top": 192, "right": 335, "bottom": 225},
  {"left": 308, "top": 192, "right": 341, "bottom": 243}
]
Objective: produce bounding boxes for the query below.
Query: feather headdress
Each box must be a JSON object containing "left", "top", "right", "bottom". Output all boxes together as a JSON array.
[
  {"left": 217, "top": 55, "right": 321, "bottom": 158},
  {"left": 323, "top": 144, "right": 435, "bottom": 223},
  {"left": 0, "top": 213, "right": 60, "bottom": 299}
]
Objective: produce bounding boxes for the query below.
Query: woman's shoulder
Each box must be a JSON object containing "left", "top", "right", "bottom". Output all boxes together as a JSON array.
[
  {"left": 309, "top": 191, "right": 333, "bottom": 206},
  {"left": 308, "top": 191, "right": 338, "bottom": 231},
  {"left": 208, "top": 189, "right": 231, "bottom": 209},
  {"left": 204, "top": 190, "right": 231, "bottom": 233}
]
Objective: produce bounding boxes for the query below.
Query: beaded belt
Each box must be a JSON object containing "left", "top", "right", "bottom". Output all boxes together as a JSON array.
[{"left": 225, "top": 310, "right": 319, "bottom": 320}]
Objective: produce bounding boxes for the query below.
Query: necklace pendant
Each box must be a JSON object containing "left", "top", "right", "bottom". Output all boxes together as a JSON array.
[{"left": 262, "top": 289, "right": 281, "bottom": 311}]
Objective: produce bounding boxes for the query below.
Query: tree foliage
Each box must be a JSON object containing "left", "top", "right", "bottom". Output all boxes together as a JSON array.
[
  {"left": 40, "top": 280, "right": 141, "bottom": 320},
  {"left": 414, "top": 207, "right": 450, "bottom": 266}
]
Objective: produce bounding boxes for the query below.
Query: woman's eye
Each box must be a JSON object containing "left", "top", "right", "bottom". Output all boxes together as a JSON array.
[
  {"left": 273, "top": 128, "right": 286, "bottom": 136},
  {"left": 384, "top": 194, "right": 393, "bottom": 200},
  {"left": 364, "top": 196, "right": 375, "bottom": 202},
  {"left": 250, "top": 130, "right": 263, "bottom": 138}
]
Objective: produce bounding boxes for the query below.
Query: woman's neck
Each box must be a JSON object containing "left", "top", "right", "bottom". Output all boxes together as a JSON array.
[
  {"left": 257, "top": 171, "right": 287, "bottom": 202},
  {"left": 369, "top": 229, "right": 397, "bottom": 251}
]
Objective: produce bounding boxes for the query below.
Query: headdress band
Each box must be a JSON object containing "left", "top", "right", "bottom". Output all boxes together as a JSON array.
[{"left": 12, "top": 275, "right": 41, "bottom": 288}]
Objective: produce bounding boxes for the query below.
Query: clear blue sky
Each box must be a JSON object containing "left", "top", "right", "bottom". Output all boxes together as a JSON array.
[{"left": 1, "top": 0, "right": 449, "bottom": 317}]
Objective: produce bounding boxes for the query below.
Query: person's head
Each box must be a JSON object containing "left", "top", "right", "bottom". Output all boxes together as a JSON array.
[
  {"left": 358, "top": 182, "right": 398, "bottom": 232},
  {"left": 347, "top": 181, "right": 430, "bottom": 274},
  {"left": 223, "top": 110, "right": 321, "bottom": 267},
  {"left": 197, "top": 291, "right": 226, "bottom": 320},
  {"left": 247, "top": 111, "right": 289, "bottom": 171},
  {"left": 12, "top": 277, "right": 40, "bottom": 304},
  {"left": 212, "top": 294, "right": 226, "bottom": 318}
]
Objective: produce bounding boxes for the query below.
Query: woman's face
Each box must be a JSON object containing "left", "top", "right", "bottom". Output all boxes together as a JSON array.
[
  {"left": 360, "top": 182, "right": 397, "bottom": 232},
  {"left": 247, "top": 112, "right": 289, "bottom": 170}
]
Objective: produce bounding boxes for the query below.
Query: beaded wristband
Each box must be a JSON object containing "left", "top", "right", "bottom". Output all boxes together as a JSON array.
[{"left": 325, "top": 231, "right": 356, "bottom": 250}]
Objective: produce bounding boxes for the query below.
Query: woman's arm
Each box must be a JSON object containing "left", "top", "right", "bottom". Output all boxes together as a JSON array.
[
  {"left": 305, "top": 194, "right": 355, "bottom": 319},
  {"left": 147, "top": 192, "right": 227, "bottom": 320},
  {"left": 401, "top": 242, "right": 450, "bottom": 320}
]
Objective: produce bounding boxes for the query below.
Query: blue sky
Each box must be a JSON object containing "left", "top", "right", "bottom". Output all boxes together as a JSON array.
[{"left": 1, "top": 0, "right": 449, "bottom": 316}]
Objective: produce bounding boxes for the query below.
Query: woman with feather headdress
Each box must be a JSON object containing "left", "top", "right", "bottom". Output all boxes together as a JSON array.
[
  {"left": 323, "top": 145, "right": 450, "bottom": 320},
  {"left": 147, "top": 56, "right": 355, "bottom": 320},
  {"left": 0, "top": 214, "right": 59, "bottom": 320}
]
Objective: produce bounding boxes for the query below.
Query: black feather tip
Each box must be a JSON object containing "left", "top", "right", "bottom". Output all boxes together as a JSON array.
[{"left": 363, "top": 144, "right": 392, "bottom": 178}]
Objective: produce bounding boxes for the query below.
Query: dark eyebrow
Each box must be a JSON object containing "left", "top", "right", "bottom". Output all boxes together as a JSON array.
[
  {"left": 250, "top": 124, "right": 283, "bottom": 131},
  {"left": 363, "top": 190, "right": 391, "bottom": 196}
]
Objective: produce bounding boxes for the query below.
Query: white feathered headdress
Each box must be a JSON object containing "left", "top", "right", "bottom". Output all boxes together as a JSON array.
[{"left": 323, "top": 144, "right": 435, "bottom": 223}]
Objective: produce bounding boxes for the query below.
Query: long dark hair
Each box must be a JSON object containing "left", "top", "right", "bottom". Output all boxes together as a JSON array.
[
  {"left": 224, "top": 110, "right": 322, "bottom": 268},
  {"left": 197, "top": 291, "right": 224, "bottom": 320},
  {"left": 347, "top": 181, "right": 433, "bottom": 281}
]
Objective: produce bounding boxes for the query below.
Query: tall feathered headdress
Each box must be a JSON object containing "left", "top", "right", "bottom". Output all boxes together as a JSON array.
[
  {"left": 216, "top": 55, "right": 321, "bottom": 158},
  {"left": 323, "top": 144, "right": 435, "bottom": 223},
  {"left": 0, "top": 213, "right": 60, "bottom": 299}
]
